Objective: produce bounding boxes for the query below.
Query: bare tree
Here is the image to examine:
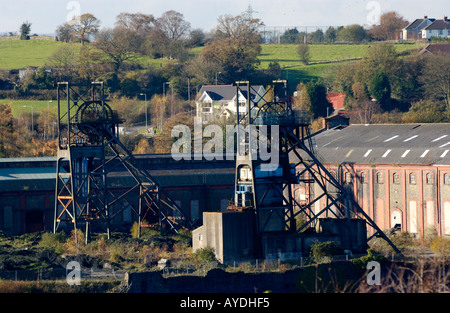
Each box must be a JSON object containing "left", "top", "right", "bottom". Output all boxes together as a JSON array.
[
  {"left": 94, "top": 27, "right": 139, "bottom": 75},
  {"left": 153, "top": 10, "right": 191, "bottom": 59},
  {"left": 369, "top": 11, "right": 409, "bottom": 41}
]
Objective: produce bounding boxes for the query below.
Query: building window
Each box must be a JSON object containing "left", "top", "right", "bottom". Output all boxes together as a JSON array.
[
  {"left": 393, "top": 172, "right": 400, "bottom": 185},
  {"left": 444, "top": 174, "right": 450, "bottom": 185},
  {"left": 360, "top": 172, "right": 367, "bottom": 184},
  {"left": 345, "top": 172, "right": 352, "bottom": 184},
  {"left": 376, "top": 172, "right": 383, "bottom": 184},
  {"left": 409, "top": 173, "right": 416, "bottom": 185},
  {"left": 426, "top": 173, "right": 434, "bottom": 185},
  {"left": 190, "top": 200, "right": 199, "bottom": 221}
]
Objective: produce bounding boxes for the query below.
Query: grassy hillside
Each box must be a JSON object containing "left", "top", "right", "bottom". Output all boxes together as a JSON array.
[
  {"left": 0, "top": 39, "right": 67, "bottom": 70},
  {"left": 259, "top": 43, "right": 425, "bottom": 90}
]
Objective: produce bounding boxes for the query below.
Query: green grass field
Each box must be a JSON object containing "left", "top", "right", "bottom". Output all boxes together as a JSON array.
[
  {"left": 0, "top": 99, "right": 58, "bottom": 118},
  {"left": 0, "top": 39, "right": 67, "bottom": 70}
]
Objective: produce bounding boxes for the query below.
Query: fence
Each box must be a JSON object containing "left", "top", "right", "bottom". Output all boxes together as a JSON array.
[{"left": 0, "top": 267, "right": 126, "bottom": 282}]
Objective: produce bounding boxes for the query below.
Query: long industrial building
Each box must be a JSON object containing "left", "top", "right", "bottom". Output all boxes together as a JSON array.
[
  {"left": 1, "top": 123, "right": 449, "bottom": 238},
  {"left": 299, "top": 123, "right": 450, "bottom": 238}
]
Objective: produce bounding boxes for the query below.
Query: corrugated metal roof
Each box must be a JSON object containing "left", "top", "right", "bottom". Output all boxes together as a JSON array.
[{"left": 309, "top": 124, "right": 450, "bottom": 166}]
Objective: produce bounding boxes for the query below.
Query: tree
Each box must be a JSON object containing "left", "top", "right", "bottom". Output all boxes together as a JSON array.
[
  {"left": 338, "top": 24, "right": 367, "bottom": 43},
  {"left": 305, "top": 81, "right": 332, "bottom": 118},
  {"left": 202, "top": 13, "right": 263, "bottom": 82},
  {"left": 325, "top": 27, "right": 337, "bottom": 43},
  {"left": 115, "top": 12, "right": 155, "bottom": 54},
  {"left": 280, "top": 28, "right": 300, "bottom": 44},
  {"left": 420, "top": 53, "right": 450, "bottom": 109},
  {"left": 370, "top": 71, "right": 391, "bottom": 110},
  {"left": 347, "top": 82, "right": 381, "bottom": 124},
  {"left": 369, "top": 11, "right": 409, "bottom": 41},
  {"left": 153, "top": 10, "right": 191, "bottom": 59},
  {"left": 71, "top": 13, "right": 101, "bottom": 45},
  {"left": 297, "top": 44, "right": 310, "bottom": 65},
  {"left": 0, "top": 103, "right": 27, "bottom": 157},
  {"left": 55, "top": 23, "right": 75, "bottom": 42},
  {"left": 402, "top": 100, "right": 448, "bottom": 123},
  {"left": 133, "top": 138, "right": 153, "bottom": 154},
  {"left": 20, "top": 21, "right": 32, "bottom": 40},
  {"left": 94, "top": 27, "right": 140, "bottom": 77},
  {"left": 47, "top": 45, "right": 79, "bottom": 81}
]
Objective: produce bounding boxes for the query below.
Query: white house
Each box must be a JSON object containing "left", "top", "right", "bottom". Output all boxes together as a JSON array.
[
  {"left": 422, "top": 16, "right": 450, "bottom": 39},
  {"left": 195, "top": 85, "right": 266, "bottom": 123},
  {"left": 401, "top": 15, "right": 435, "bottom": 40}
]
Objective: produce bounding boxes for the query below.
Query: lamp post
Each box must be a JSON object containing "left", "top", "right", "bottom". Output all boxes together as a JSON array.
[
  {"left": 23, "top": 105, "right": 34, "bottom": 133},
  {"left": 215, "top": 72, "right": 221, "bottom": 85},
  {"left": 139, "top": 93, "right": 148, "bottom": 131}
]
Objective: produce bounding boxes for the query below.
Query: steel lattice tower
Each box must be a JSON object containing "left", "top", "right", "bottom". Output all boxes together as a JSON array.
[
  {"left": 232, "top": 80, "right": 400, "bottom": 256},
  {"left": 54, "top": 82, "right": 190, "bottom": 242}
]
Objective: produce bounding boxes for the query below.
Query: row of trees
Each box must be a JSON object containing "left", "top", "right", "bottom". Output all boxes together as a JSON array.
[
  {"left": 330, "top": 43, "right": 450, "bottom": 124},
  {"left": 280, "top": 11, "right": 409, "bottom": 44}
]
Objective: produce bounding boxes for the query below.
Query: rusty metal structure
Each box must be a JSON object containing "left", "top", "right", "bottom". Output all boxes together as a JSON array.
[
  {"left": 232, "top": 80, "right": 400, "bottom": 256},
  {"left": 53, "top": 82, "right": 189, "bottom": 242}
]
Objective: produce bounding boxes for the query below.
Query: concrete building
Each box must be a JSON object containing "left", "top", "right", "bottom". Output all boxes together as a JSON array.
[{"left": 297, "top": 124, "right": 450, "bottom": 238}]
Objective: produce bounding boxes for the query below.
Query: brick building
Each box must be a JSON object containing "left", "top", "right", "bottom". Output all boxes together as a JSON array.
[{"left": 295, "top": 124, "right": 450, "bottom": 238}]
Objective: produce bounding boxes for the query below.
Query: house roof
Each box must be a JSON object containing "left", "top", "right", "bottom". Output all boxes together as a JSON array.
[
  {"left": 423, "top": 19, "right": 450, "bottom": 30},
  {"left": 419, "top": 43, "right": 450, "bottom": 55},
  {"left": 197, "top": 85, "right": 264, "bottom": 102},
  {"left": 404, "top": 17, "right": 435, "bottom": 30},
  {"left": 326, "top": 93, "right": 345, "bottom": 110},
  {"left": 299, "top": 124, "right": 450, "bottom": 166}
]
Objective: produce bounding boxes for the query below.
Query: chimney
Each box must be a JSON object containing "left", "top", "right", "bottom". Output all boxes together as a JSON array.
[
  {"left": 424, "top": 15, "right": 428, "bottom": 19},
  {"left": 444, "top": 16, "right": 448, "bottom": 22}
]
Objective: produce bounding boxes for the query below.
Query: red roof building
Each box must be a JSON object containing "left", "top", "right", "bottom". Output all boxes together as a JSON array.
[{"left": 326, "top": 93, "right": 346, "bottom": 111}]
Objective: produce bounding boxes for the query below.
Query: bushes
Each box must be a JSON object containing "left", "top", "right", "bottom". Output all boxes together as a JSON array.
[
  {"left": 309, "top": 241, "right": 343, "bottom": 263},
  {"left": 191, "top": 247, "right": 216, "bottom": 265}
]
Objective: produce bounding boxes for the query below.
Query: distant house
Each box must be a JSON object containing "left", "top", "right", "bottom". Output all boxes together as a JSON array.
[
  {"left": 422, "top": 16, "right": 450, "bottom": 39},
  {"left": 195, "top": 85, "right": 266, "bottom": 123},
  {"left": 401, "top": 15, "right": 435, "bottom": 40}
]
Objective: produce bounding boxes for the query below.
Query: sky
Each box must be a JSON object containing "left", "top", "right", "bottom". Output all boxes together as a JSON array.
[{"left": 0, "top": 0, "right": 448, "bottom": 35}]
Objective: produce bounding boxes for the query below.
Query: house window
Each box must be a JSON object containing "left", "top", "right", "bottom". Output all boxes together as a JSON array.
[
  {"left": 360, "top": 172, "right": 367, "bottom": 184},
  {"left": 444, "top": 174, "right": 450, "bottom": 185},
  {"left": 393, "top": 172, "right": 400, "bottom": 185},
  {"left": 426, "top": 173, "right": 434, "bottom": 185},
  {"left": 376, "top": 172, "right": 383, "bottom": 184},
  {"left": 409, "top": 173, "right": 416, "bottom": 185}
]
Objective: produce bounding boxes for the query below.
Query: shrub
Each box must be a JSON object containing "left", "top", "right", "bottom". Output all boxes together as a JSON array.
[
  {"left": 38, "top": 232, "right": 67, "bottom": 254},
  {"left": 309, "top": 241, "right": 343, "bottom": 263},
  {"left": 191, "top": 247, "right": 216, "bottom": 265}
]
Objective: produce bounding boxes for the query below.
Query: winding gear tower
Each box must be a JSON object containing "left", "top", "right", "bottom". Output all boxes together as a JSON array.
[
  {"left": 232, "top": 81, "right": 400, "bottom": 256},
  {"left": 53, "top": 82, "right": 189, "bottom": 242}
]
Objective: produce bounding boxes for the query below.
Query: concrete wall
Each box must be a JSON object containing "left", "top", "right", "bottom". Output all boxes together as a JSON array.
[{"left": 193, "top": 211, "right": 257, "bottom": 263}]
